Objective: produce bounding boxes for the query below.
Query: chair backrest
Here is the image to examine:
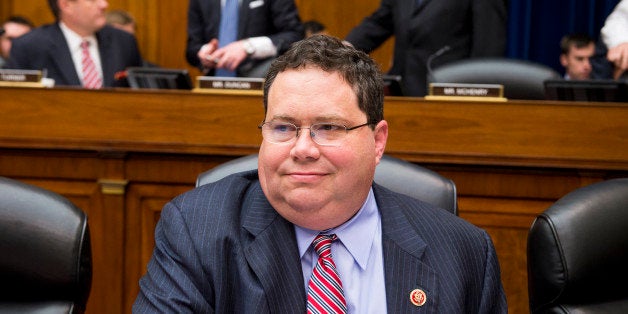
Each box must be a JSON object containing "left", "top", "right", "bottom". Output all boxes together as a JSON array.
[
  {"left": 527, "top": 178, "right": 628, "bottom": 313},
  {"left": 0, "top": 177, "right": 92, "bottom": 314},
  {"left": 196, "top": 154, "right": 458, "bottom": 215},
  {"left": 429, "top": 58, "right": 561, "bottom": 100}
]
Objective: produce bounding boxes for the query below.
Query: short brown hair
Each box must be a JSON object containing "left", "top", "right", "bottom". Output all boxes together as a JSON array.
[{"left": 264, "top": 35, "right": 384, "bottom": 125}]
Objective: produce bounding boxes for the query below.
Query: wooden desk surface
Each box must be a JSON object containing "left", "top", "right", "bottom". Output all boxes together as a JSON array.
[
  {"left": 1, "top": 86, "right": 627, "bottom": 314},
  {"left": 1, "top": 87, "right": 626, "bottom": 169}
]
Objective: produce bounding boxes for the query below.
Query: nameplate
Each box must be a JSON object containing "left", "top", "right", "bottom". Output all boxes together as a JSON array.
[
  {"left": 0, "top": 69, "right": 43, "bottom": 83},
  {"left": 194, "top": 76, "right": 265, "bottom": 94},
  {"left": 426, "top": 83, "right": 506, "bottom": 102}
]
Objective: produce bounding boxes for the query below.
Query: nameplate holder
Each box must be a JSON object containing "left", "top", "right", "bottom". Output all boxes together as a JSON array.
[
  {"left": 0, "top": 69, "right": 48, "bottom": 88},
  {"left": 425, "top": 83, "right": 506, "bottom": 102},
  {"left": 193, "top": 76, "right": 264, "bottom": 95}
]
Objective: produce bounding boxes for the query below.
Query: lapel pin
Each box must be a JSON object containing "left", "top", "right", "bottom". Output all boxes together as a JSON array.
[{"left": 410, "top": 288, "right": 427, "bottom": 307}]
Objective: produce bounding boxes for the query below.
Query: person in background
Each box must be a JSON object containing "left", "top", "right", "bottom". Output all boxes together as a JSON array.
[
  {"left": 133, "top": 35, "right": 507, "bottom": 313},
  {"left": 186, "top": 0, "right": 303, "bottom": 78},
  {"left": 345, "top": 0, "right": 507, "bottom": 97},
  {"left": 559, "top": 33, "right": 595, "bottom": 80},
  {"left": 105, "top": 9, "right": 158, "bottom": 67},
  {"left": 601, "top": 0, "right": 628, "bottom": 79},
  {"left": 7, "top": 0, "right": 143, "bottom": 88},
  {"left": 303, "top": 20, "right": 327, "bottom": 38},
  {"left": 0, "top": 16, "right": 34, "bottom": 68},
  {"left": 105, "top": 9, "right": 136, "bottom": 34}
]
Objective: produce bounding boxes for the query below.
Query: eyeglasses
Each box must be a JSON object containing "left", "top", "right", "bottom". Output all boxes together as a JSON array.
[{"left": 258, "top": 121, "right": 372, "bottom": 146}]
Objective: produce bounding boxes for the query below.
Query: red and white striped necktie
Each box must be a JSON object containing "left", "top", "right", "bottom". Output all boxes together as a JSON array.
[
  {"left": 80, "top": 40, "right": 102, "bottom": 89},
  {"left": 306, "top": 234, "right": 347, "bottom": 314}
]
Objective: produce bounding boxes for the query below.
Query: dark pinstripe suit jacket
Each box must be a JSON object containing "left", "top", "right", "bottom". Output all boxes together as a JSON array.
[
  {"left": 8, "top": 24, "right": 142, "bottom": 87},
  {"left": 133, "top": 170, "right": 507, "bottom": 313}
]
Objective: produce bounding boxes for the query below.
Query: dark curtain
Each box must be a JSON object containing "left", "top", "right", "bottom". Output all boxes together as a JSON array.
[{"left": 506, "top": 0, "right": 620, "bottom": 75}]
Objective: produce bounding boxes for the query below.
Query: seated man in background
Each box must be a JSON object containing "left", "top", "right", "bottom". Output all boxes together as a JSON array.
[
  {"left": 105, "top": 9, "right": 158, "bottom": 67},
  {"left": 133, "top": 35, "right": 507, "bottom": 313},
  {"left": 186, "top": 0, "right": 303, "bottom": 78},
  {"left": 0, "top": 15, "right": 34, "bottom": 68},
  {"left": 7, "top": 0, "right": 143, "bottom": 88},
  {"left": 559, "top": 33, "right": 595, "bottom": 80},
  {"left": 105, "top": 9, "right": 137, "bottom": 34}
]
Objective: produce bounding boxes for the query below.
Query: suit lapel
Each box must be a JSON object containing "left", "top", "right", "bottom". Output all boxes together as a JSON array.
[
  {"left": 96, "top": 29, "right": 113, "bottom": 87},
  {"left": 49, "top": 25, "right": 81, "bottom": 86},
  {"left": 376, "top": 185, "right": 440, "bottom": 313},
  {"left": 241, "top": 184, "right": 306, "bottom": 312},
  {"left": 238, "top": 0, "right": 251, "bottom": 38}
]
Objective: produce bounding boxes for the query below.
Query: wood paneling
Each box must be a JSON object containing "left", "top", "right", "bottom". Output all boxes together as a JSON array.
[{"left": 1, "top": 87, "right": 627, "bottom": 314}]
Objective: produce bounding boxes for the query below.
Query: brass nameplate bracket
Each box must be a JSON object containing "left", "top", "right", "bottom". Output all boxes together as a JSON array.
[
  {"left": 426, "top": 83, "right": 507, "bottom": 102},
  {"left": 98, "top": 179, "right": 129, "bottom": 195}
]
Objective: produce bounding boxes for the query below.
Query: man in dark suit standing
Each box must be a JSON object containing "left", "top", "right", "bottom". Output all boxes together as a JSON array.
[
  {"left": 186, "top": 0, "right": 303, "bottom": 77},
  {"left": 7, "top": 0, "right": 142, "bottom": 88},
  {"left": 345, "top": 0, "right": 507, "bottom": 97},
  {"left": 134, "top": 35, "right": 507, "bottom": 313}
]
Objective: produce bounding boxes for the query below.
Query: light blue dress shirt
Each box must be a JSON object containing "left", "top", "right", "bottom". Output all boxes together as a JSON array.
[{"left": 296, "top": 188, "right": 387, "bottom": 313}]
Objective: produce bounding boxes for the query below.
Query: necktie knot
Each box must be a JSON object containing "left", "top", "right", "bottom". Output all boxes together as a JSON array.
[
  {"left": 312, "top": 234, "right": 336, "bottom": 258},
  {"left": 81, "top": 40, "right": 89, "bottom": 50}
]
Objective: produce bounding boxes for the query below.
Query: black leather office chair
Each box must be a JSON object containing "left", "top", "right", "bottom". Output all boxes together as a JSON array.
[
  {"left": 0, "top": 177, "right": 92, "bottom": 314},
  {"left": 429, "top": 58, "right": 561, "bottom": 100},
  {"left": 527, "top": 178, "right": 628, "bottom": 313},
  {"left": 196, "top": 154, "right": 458, "bottom": 215}
]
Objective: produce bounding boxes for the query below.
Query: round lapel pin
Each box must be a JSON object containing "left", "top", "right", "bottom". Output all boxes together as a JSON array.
[{"left": 410, "top": 288, "right": 427, "bottom": 307}]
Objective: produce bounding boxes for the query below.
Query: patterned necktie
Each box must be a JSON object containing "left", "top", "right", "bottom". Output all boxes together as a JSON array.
[
  {"left": 306, "top": 234, "right": 347, "bottom": 314},
  {"left": 216, "top": 0, "right": 239, "bottom": 77},
  {"left": 80, "top": 40, "right": 102, "bottom": 89}
]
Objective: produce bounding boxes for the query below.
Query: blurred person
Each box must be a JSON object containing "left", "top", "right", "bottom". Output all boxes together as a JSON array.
[
  {"left": 133, "top": 35, "right": 507, "bottom": 313},
  {"left": 601, "top": 0, "right": 628, "bottom": 79},
  {"left": 559, "top": 33, "right": 595, "bottom": 80},
  {"left": 186, "top": 0, "right": 303, "bottom": 77},
  {"left": 0, "top": 16, "right": 34, "bottom": 68},
  {"left": 106, "top": 9, "right": 136, "bottom": 34},
  {"left": 303, "top": 20, "right": 327, "bottom": 38},
  {"left": 7, "top": 0, "right": 143, "bottom": 88},
  {"left": 345, "top": 0, "right": 507, "bottom": 97},
  {"left": 106, "top": 9, "right": 158, "bottom": 67}
]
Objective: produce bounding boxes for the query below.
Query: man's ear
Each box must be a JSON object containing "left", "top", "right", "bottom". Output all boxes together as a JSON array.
[
  {"left": 560, "top": 54, "right": 568, "bottom": 67},
  {"left": 373, "top": 120, "right": 388, "bottom": 163}
]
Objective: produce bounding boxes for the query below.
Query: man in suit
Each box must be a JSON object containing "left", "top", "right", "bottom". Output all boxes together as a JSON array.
[
  {"left": 186, "top": 0, "right": 303, "bottom": 77},
  {"left": 134, "top": 35, "right": 507, "bottom": 313},
  {"left": 345, "top": 0, "right": 507, "bottom": 97},
  {"left": 7, "top": 0, "right": 142, "bottom": 88},
  {"left": 0, "top": 16, "right": 34, "bottom": 68}
]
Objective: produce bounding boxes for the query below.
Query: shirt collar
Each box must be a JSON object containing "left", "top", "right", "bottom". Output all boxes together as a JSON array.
[
  {"left": 59, "top": 22, "right": 98, "bottom": 52},
  {"left": 295, "top": 188, "right": 380, "bottom": 270}
]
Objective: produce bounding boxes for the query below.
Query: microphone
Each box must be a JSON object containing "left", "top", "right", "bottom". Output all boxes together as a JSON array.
[{"left": 426, "top": 45, "right": 451, "bottom": 81}]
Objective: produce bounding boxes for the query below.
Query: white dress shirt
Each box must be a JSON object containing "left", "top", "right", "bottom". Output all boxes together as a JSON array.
[{"left": 59, "top": 22, "right": 104, "bottom": 85}]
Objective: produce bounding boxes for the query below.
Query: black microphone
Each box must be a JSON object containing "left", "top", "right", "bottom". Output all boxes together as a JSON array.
[{"left": 426, "top": 45, "right": 451, "bottom": 81}]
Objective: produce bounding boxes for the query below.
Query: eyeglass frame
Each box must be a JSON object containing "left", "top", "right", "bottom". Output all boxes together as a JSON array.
[{"left": 258, "top": 121, "right": 373, "bottom": 146}]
